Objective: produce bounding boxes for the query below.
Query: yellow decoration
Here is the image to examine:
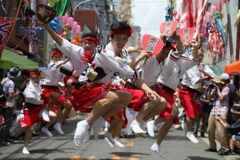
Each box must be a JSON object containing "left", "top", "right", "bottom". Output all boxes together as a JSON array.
[
  {"left": 48, "top": 0, "right": 59, "bottom": 7},
  {"left": 235, "top": 10, "right": 240, "bottom": 27}
]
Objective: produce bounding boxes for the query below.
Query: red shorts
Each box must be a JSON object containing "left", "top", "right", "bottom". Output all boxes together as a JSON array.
[
  {"left": 151, "top": 84, "right": 174, "bottom": 119},
  {"left": 19, "top": 105, "right": 45, "bottom": 127},
  {"left": 107, "top": 108, "right": 127, "bottom": 128},
  {"left": 179, "top": 89, "right": 203, "bottom": 118},
  {"left": 41, "top": 86, "right": 66, "bottom": 104},
  {"left": 121, "top": 88, "right": 149, "bottom": 111},
  {"left": 70, "top": 84, "right": 108, "bottom": 113},
  {"left": 63, "top": 76, "right": 75, "bottom": 86}
]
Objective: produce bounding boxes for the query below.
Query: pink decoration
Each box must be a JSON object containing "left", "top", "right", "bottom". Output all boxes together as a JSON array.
[
  {"left": 41, "top": 0, "right": 47, "bottom": 4},
  {"left": 205, "top": 12, "right": 210, "bottom": 23},
  {"left": 76, "top": 25, "right": 81, "bottom": 35},
  {"left": 68, "top": 17, "right": 73, "bottom": 28},
  {"left": 56, "top": 16, "right": 63, "bottom": 19},
  {"left": 63, "top": 13, "right": 69, "bottom": 24},
  {"left": 73, "top": 21, "right": 78, "bottom": 31},
  {"left": 216, "top": 0, "right": 220, "bottom": 11},
  {"left": 209, "top": 5, "right": 216, "bottom": 18}
]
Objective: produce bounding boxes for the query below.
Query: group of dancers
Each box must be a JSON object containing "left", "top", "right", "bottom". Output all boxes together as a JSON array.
[{"left": 18, "top": 21, "right": 215, "bottom": 157}]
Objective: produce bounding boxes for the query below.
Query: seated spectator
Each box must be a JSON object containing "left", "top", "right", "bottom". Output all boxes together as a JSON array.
[{"left": 215, "top": 104, "right": 240, "bottom": 152}]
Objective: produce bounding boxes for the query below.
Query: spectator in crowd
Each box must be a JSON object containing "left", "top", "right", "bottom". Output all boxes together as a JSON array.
[
  {"left": 0, "top": 67, "right": 21, "bottom": 145},
  {"left": 194, "top": 82, "right": 211, "bottom": 137},
  {"left": 16, "top": 70, "right": 30, "bottom": 109},
  {"left": 215, "top": 104, "right": 240, "bottom": 153},
  {"left": 205, "top": 75, "right": 230, "bottom": 155}
]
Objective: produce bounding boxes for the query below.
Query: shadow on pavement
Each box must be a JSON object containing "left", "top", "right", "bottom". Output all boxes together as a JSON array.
[
  {"left": 188, "top": 156, "right": 219, "bottom": 160},
  {"left": 110, "top": 151, "right": 151, "bottom": 157}
]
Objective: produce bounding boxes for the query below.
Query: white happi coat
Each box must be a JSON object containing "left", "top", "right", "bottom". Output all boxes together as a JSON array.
[
  {"left": 139, "top": 51, "right": 180, "bottom": 87},
  {"left": 42, "top": 60, "right": 65, "bottom": 86},
  {"left": 55, "top": 38, "right": 86, "bottom": 77},
  {"left": 181, "top": 62, "right": 215, "bottom": 89},
  {"left": 158, "top": 55, "right": 199, "bottom": 90},
  {"left": 23, "top": 81, "right": 44, "bottom": 105},
  {"left": 79, "top": 42, "right": 135, "bottom": 85}
]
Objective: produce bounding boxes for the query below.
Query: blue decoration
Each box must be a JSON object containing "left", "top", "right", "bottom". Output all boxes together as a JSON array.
[{"left": 49, "top": 18, "right": 61, "bottom": 33}]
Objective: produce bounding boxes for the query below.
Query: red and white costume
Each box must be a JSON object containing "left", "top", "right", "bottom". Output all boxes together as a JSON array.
[
  {"left": 179, "top": 62, "right": 215, "bottom": 118},
  {"left": 70, "top": 43, "right": 135, "bottom": 112},
  {"left": 41, "top": 60, "right": 70, "bottom": 105},
  {"left": 19, "top": 81, "right": 45, "bottom": 127}
]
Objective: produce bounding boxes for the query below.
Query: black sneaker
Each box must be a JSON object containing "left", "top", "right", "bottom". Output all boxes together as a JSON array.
[
  {"left": 218, "top": 150, "right": 229, "bottom": 155},
  {"left": 205, "top": 148, "right": 217, "bottom": 152}
]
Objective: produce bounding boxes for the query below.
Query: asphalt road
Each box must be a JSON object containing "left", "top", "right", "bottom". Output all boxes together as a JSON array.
[{"left": 0, "top": 115, "right": 239, "bottom": 160}]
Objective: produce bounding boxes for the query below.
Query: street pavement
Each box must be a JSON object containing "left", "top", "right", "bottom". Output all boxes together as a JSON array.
[{"left": 0, "top": 114, "right": 239, "bottom": 160}]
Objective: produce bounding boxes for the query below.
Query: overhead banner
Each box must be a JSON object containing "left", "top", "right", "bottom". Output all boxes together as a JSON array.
[
  {"left": 0, "top": 18, "right": 15, "bottom": 55},
  {"left": 22, "top": 27, "right": 39, "bottom": 55}
]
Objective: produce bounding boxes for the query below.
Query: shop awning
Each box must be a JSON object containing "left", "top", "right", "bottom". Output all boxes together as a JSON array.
[
  {"left": 225, "top": 61, "right": 240, "bottom": 75},
  {"left": 0, "top": 49, "right": 39, "bottom": 70},
  {"left": 210, "top": 65, "right": 224, "bottom": 76}
]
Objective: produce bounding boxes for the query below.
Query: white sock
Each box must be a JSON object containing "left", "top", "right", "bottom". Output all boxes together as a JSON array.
[
  {"left": 74, "top": 120, "right": 90, "bottom": 147},
  {"left": 41, "top": 127, "right": 53, "bottom": 137},
  {"left": 186, "top": 131, "right": 199, "bottom": 143},
  {"left": 181, "top": 123, "right": 188, "bottom": 136},
  {"left": 130, "top": 120, "right": 146, "bottom": 134},
  {"left": 114, "top": 137, "right": 124, "bottom": 147},
  {"left": 150, "top": 143, "right": 165, "bottom": 158},
  {"left": 84, "top": 130, "right": 91, "bottom": 143},
  {"left": 104, "top": 132, "right": 115, "bottom": 144},
  {"left": 54, "top": 122, "right": 64, "bottom": 134},
  {"left": 147, "top": 120, "right": 155, "bottom": 137},
  {"left": 22, "top": 147, "right": 30, "bottom": 154},
  {"left": 42, "top": 110, "right": 50, "bottom": 122},
  {"left": 105, "top": 137, "right": 113, "bottom": 147}
]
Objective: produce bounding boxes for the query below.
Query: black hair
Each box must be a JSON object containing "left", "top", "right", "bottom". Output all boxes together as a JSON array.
[
  {"left": 232, "top": 104, "right": 240, "bottom": 112},
  {"left": 30, "top": 69, "right": 39, "bottom": 73},
  {"left": 82, "top": 32, "right": 98, "bottom": 38},
  {"left": 164, "top": 40, "right": 172, "bottom": 47},
  {"left": 110, "top": 21, "right": 131, "bottom": 30},
  {"left": 51, "top": 48, "right": 61, "bottom": 52},
  {"left": 21, "top": 70, "right": 30, "bottom": 78}
]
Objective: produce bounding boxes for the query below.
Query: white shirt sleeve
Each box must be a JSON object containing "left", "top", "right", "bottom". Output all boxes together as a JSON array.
[{"left": 93, "top": 51, "right": 134, "bottom": 77}]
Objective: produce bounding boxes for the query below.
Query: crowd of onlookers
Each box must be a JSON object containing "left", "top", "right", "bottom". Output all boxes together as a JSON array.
[{"left": 175, "top": 73, "right": 240, "bottom": 155}]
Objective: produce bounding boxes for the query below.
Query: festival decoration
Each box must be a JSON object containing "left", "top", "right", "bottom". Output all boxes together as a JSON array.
[
  {"left": 49, "top": 18, "right": 61, "bottom": 33},
  {"left": 207, "top": 24, "right": 225, "bottom": 59},
  {"left": 22, "top": 27, "right": 39, "bottom": 56},
  {"left": 142, "top": 34, "right": 164, "bottom": 57},
  {"left": 235, "top": 10, "right": 240, "bottom": 27},
  {"left": 48, "top": 0, "right": 71, "bottom": 16},
  {"left": 68, "top": 17, "right": 73, "bottom": 28},
  {"left": 176, "top": 0, "right": 208, "bottom": 42},
  {"left": 159, "top": 21, "right": 178, "bottom": 37},
  {"left": 60, "top": 24, "right": 69, "bottom": 37},
  {"left": 178, "top": 28, "right": 194, "bottom": 43},
  {"left": 165, "top": 0, "right": 176, "bottom": 21},
  {"left": 0, "top": 18, "right": 15, "bottom": 55},
  {"left": 71, "top": 34, "right": 81, "bottom": 46}
]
